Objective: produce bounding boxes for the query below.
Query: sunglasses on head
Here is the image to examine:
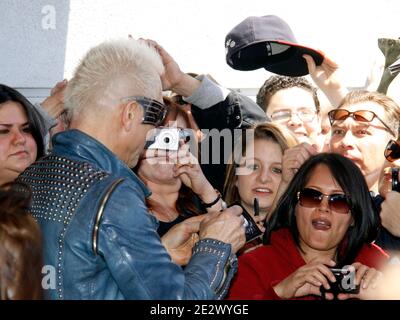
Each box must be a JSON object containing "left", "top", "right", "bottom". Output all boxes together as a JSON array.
[
  {"left": 384, "top": 139, "right": 400, "bottom": 162},
  {"left": 297, "top": 188, "right": 351, "bottom": 214},
  {"left": 121, "top": 96, "right": 167, "bottom": 126},
  {"left": 328, "top": 109, "right": 395, "bottom": 136}
]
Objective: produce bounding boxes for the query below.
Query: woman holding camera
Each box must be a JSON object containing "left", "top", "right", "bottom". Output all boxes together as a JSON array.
[
  {"left": 227, "top": 153, "right": 388, "bottom": 300},
  {"left": 135, "top": 98, "right": 227, "bottom": 265}
]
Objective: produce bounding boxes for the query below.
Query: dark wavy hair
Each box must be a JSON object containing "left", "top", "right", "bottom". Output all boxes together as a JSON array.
[
  {"left": 0, "top": 84, "right": 45, "bottom": 159},
  {"left": 256, "top": 75, "right": 320, "bottom": 113},
  {"left": 0, "top": 182, "right": 43, "bottom": 299},
  {"left": 264, "top": 153, "right": 379, "bottom": 266}
]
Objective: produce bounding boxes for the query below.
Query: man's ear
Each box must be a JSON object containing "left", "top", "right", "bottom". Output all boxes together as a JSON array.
[{"left": 121, "top": 101, "right": 137, "bottom": 131}]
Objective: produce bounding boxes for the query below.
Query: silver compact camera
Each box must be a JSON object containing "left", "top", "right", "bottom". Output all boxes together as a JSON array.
[{"left": 145, "top": 128, "right": 191, "bottom": 151}]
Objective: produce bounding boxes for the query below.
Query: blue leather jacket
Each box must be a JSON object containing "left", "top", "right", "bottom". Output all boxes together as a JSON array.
[{"left": 18, "top": 129, "right": 237, "bottom": 300}]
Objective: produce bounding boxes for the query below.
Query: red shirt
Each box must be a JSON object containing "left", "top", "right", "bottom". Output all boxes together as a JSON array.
[{"left": 227, "top": 228, "right": 388, "bottom": 300}]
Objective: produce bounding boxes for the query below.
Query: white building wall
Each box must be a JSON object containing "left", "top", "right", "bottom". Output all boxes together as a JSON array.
[{"left": 0, "top": 0, "right": 399, "bottom": 102}]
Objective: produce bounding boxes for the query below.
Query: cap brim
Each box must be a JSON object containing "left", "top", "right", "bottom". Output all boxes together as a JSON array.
[
  {"left": 265, "top": 40, "right": 324, "bottom": 76},
  {"left": 227, "top": 40, "right": 324, "bottom": 77}
]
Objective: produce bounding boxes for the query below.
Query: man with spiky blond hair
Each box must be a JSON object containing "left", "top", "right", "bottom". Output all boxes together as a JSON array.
[{"left": 19, "top": 38, "right": 245, "bottom": 300}]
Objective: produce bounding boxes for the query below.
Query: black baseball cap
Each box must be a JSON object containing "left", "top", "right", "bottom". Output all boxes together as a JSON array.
[{"left": 225, "top": 15, "right": 324, "bottom": 77}]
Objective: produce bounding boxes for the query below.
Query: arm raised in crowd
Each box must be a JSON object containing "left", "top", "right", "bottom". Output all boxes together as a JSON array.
[
  {"left": 139, "top": 38, "right": 201, "bottom": 96},
  {"left": 142, "top": 38, "right": 268, "bottom": 129},
  {"left": 304, "top": 54, "right": 348, "bottom": 107},
  {"left": 40, "top": 79, "right": 67, "bottom": 119}
]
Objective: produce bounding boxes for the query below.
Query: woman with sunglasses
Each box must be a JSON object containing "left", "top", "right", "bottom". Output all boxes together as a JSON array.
[{"left": 227, "top": 153, "right": 388, "bottom": 300}]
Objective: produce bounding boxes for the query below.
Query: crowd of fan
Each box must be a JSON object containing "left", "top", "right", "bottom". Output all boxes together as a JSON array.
[{"left": 1, "top": 27, "right": 400, "bottom": 300}]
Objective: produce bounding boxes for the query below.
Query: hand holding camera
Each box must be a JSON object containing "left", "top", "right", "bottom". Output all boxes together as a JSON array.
[
  {"left": 320, "top": 267, "right": 360, "bottom": 298},
  {"left": 145, "top": 127, "right": 191, "bottom": 151},
  {"left": 325, "top": 263, "right": 383, "bottom": 300},
  {"left": 273, "top": 258, "right": 337, "bottom": 299}
]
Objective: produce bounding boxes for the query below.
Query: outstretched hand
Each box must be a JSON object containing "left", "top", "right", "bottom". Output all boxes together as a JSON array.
[
  {"left": 134, "top": 37, "right": 201, "bottom": 96},
  {"left": 138, "top": 38, "right": 185, "bottom": 91},
  {"left": 303, "top": 54, "right": 347, "bottom": 107},
  {"left": 41, "top": 79, "right": 67, "bottom": 118}
]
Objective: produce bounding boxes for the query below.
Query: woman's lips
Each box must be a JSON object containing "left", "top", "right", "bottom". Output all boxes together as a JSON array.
[
  {"left": 252, "top": 188, "right": 272, "bottom": 195},
  {"left": 293, "top": 131, "right": 308, "bottom": 137},
  {"left": 312, "top": 218, "right": 332, "bottom": 231},
  {"left": 10, "top": 150, "right": 29, "bottom": 158}
]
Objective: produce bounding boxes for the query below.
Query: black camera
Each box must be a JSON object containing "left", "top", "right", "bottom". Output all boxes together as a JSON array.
[
  {"left": 320, "top": 268, "right": 360, "bottom": 296},
  {"left": 230, "top": 202, "right": 262, "bottom": 243},
  {"left": 392, "top": 167, "right": 400, "bottom": 192},
  {"left": 145, "top": 128, "right": 191, "bottom": 151}
]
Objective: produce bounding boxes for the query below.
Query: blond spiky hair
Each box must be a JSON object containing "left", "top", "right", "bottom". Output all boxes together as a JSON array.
[{"left": 65, "top": 38, "right": 164, "bottom": 119}]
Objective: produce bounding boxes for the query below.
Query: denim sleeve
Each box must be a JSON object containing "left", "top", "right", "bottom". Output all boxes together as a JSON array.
[
  {"left": 187, "top": 239, "right": 238, "bottom": 299},
  {"left": 97, "top": 181, "right": 237, "bottom": 300}
]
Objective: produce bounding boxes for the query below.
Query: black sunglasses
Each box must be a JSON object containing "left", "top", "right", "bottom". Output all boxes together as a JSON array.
[
  {"left": 384, "top": 139, "right": 400, "bottom": 162},
  {"left": 328, "top": 109, "right": 395, "bottom": 137},
  {"left": 121, "top": 96, "right": 167, "bottom": 126},
  {"left": 297, "top": 188, "right": 351, "bottom": 214}
]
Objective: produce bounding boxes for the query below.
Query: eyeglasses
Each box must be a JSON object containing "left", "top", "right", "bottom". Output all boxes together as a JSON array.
[
  {"left": 328, "top": 109, "right": 395, "bottom": 136},
  {"left": 121, "top": 96, "right": 167, "bottom": 126},
  {"left": 384, "top": 139, "right": 400, "bottom": 162},
  {"left": 297, "top": 188, "right": 351, "bottom": 214},
  {"left": 270, "top": 109, "right": 316, "bottom": 123}
]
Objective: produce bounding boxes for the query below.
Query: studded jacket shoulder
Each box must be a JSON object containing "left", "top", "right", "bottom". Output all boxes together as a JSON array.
[{"left": 17, "top": 129, "right": 238, "bottom": 300}]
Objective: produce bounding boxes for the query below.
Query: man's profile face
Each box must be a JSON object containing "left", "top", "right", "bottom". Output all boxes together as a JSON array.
[{"left": 329, "top": 102, "right": 393, "bottom": 181}]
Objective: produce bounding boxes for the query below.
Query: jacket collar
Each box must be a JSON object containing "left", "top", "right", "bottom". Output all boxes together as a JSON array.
[{"left": 52, "top": 129, "right": 150, "bottom": 197}]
